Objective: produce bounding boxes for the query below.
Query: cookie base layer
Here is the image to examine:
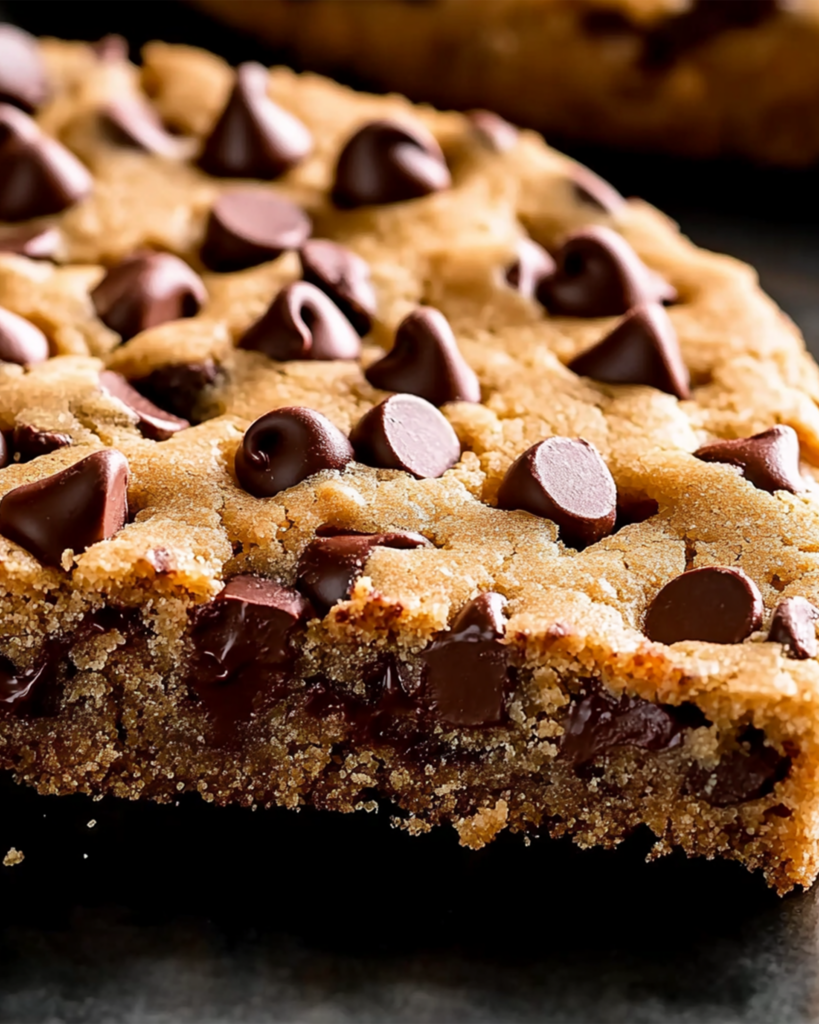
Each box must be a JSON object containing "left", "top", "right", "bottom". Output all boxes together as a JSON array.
[{"left": 0, "top": 597, "right": 812, "bottom": 895}]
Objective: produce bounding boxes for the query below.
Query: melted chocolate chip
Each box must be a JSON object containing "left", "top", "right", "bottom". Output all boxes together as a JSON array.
[
  {"left": 0, "top": 649, "right": 56, "bottom": 711},
  {"left": 694, "top": 425, "right": 803, "bottom": 494},
  {"left": 537, "top": 226, "right": 676, "bottom": 317},
  {"left": 505, "top": 238, "right": 556, "bottom": 301},
  {"left": 299, "top": 239, "right": 376, "bottom": 336},
  {"left": 99, "top": 371, "right": 190, "bottom": 441},
  {"left": 101, "top": 97, "right": 192, "bottom": 159},
  {"left": 199, "top": 62, "right": 312, "bottom": 179},
  {"left": 304, "top": 656, "right": 432, "bottom": 755},
  {"left": 420, "top": 593, "right": 512, "bottom": 726},
  {"left": 235, "top": 406, "right": 354, "bottom": 498},
  {"left": 365, "top": 306, "right": 480, "bottom": 406},
  {"left": 645, "top": 567, "right": 764, "bottom": 645},
  {"left": 91, "top": 252, "right": 207, "bottom": 342},
  {"left": 686, "top": 727, "right": 791, "bottom": 807},
  {"left": 0, "top": 449, "right": 129, "bottom": 567},
  {"left": 0, "top": 606, "right": 135, "bottom": 714},
  {"left": 332, "top": 119, "right": 451, "bottom": 208},
  {"left": 350, "top": 394, "right": 461, "bottom": 479},
  {"left": 466, "top": 110, "right": 519, "bottom": 153},
  {"left": 297, "top": 528, "right": 430, "bottom": 613},
  {"left": 496, "top": 437, "right": 617, "bottom": 548},
  {"left": 570, "top": 164, "right": 625, "bottom": 215},
  {"left": 186, "top": 575, "right": 313, "bottom": 727},
  {"left": 12, "top": 424, "right": 72, "bottom": 462},
  {"left": 768, "top": 596, "right": 819, "bottom": 660},
  {"left": 201, "top": 189, "right": 311, "bottom": 272},
  {"left": 0, "top": 26, "right": 48, "bottom": 113},
  {"left": 238, "top": 281, "right": 361, "bottom": 361},
  {"left": 561, "top": 681, "right": 688, "bottom": 765},
  {"left": 0, "top": 224, "right": 60, "bottom": 260},
  {"left": 0, "top": 104, "right": 92, "bottom": 221},
  {"left": 568, "top": 303, "right": 690, "bottom": 399},
  {"left": 0, "top": 305, "right": 49, "bottom": 365},
  {"left": 131, "top": 361, "right": 218, "bottom": 423}
]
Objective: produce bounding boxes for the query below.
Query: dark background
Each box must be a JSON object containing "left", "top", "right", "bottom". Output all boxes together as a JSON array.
[{"left": 2, "top": 3, "right": 819, "bottom": 1021}]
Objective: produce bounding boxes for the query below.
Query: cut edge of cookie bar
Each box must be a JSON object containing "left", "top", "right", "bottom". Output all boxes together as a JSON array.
[{"left": 0, "top": 36, "right": 818, "bottom": 895}]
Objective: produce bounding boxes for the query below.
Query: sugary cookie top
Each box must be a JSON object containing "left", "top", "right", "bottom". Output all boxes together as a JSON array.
[{"left": 2, "top": 30, "right": 819, "bottom": 740}]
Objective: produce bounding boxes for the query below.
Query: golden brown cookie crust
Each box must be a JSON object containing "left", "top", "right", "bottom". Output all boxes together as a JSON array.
[{"left": 0, "top": 38, "right": 818, "bottom": 892}]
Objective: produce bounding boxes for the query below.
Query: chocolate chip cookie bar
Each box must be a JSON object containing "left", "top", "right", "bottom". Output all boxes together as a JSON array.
[
  {"left": 190, "top": 0, "right": 819, "bottom": 166},
  {"left": 2, "top": 28, "right": 819, "bottom": 893}
]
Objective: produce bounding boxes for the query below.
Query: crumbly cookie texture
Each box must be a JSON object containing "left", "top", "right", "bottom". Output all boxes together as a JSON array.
[
  {"left": 1, "top": 34, "right": 819, "bottom": 893},
  {"left": 189, "top": 0, "right": 819, "bottom": 166}
]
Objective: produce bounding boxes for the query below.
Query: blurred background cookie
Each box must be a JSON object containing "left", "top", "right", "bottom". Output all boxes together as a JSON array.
[{"left": 188, "top": 0, "right": 819, "bottom": 166}]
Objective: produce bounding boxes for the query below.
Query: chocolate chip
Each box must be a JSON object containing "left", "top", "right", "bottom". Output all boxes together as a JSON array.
[
  {"left": 12, "top": 424, "right": 72, "bottom": 462},
  {"left": 0, "top": 649, "right": 55, "bottom": 711},
  {"left": 0, "top": 225, "right": 60, "bottom": 260},
  {"left": 101, "top": 97, "right": 193, "bottom": 159},
  {"left": 91, "top": 252, "right": 207, "bottom": 342},
  {"left": 297, "top": 528, "right": 430, "bottom": 613},
  {"left": 694, "top": 425, "right": 803, "bottom": 494},
  {"left": 569, "top": 164, "right": 625, "bottom": 215},
  {"left": 235, "top": 406, "right": 354, "bottom": 498},
  {"left": 0, "top": 432, "right": 7, "bottom": 468},
  {"left": 420, "top": 592, "right": 511, "bottom": 726},
  {"left": 0, "top": 305, "right": 49, "bottom": 365},
  {"left": 505, "top": 238, "right": 556, "bottom": 301},
  {"left": 238, "top": 281, "right": 361, "bottom": 361},
  {"left": 686, "top": 726, "right": 790, "bottom": 807},
  {"left": 198, "top": 62, "right": 312, "bottom": 179},
  {"left": 0, "top": 26, "right": 48, "bottom": 113},
  {"left": 91, "top": 34, "right": 129, "bottom": 62},
  {"left": 496, "top": 437, "right": 617, "bottom": 548},
  {"left": 768, "top": 596, "right": 819, "bottom": 659},
  {"left": 537, "top": 226, "right": 676, "bottom": 317},
  {"left": 568, "top": 303, "right": 690, "bottom": 399},
  {"left": 332, "top": 119, "right": 451, "bottom": 208},
  {"left": 642, "top": 0, "right": 778, "bottom": 70},
  {"left": 99, "top": 370, "right": 190, "bottom": 441},
  {"left": 0, "top": 449, "right": 130, "bottom": 566},
  {"left": 645, "top": 566, "right": 764, "bottom": 645},
  {"left": 350, "top": 394, "right": 461, "bottom": 479},
  {"left": 0, "top": 105, "right": 92, "bottom": 221},
  {"left": 561, "top": 680, "right": 686, "bottom": 765},
  {"left": 299, "top": 239, "right": 376, "bottom": 336},
  {"left": 466, "top": 110, "right": 518, "bottom": 153},
  {"left": 186, "top": 575, "right": 313, "bottom": 726},
  {"left": 365, "top": 306, "right": 480, "bottom": 406},
  {"left": 615, "top": 495, "right": 659, "bottom": 530},
  {"left": 201, "top": 189, "right": 311, "bottom": 272},
  {"left": 131, "top": 360, "right": 218, "bottom": 423}
]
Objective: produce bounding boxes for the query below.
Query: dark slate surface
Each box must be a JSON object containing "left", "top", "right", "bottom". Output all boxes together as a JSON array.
[{"left": 2, "top": 3, "right": 819, "bottom": 1021}]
